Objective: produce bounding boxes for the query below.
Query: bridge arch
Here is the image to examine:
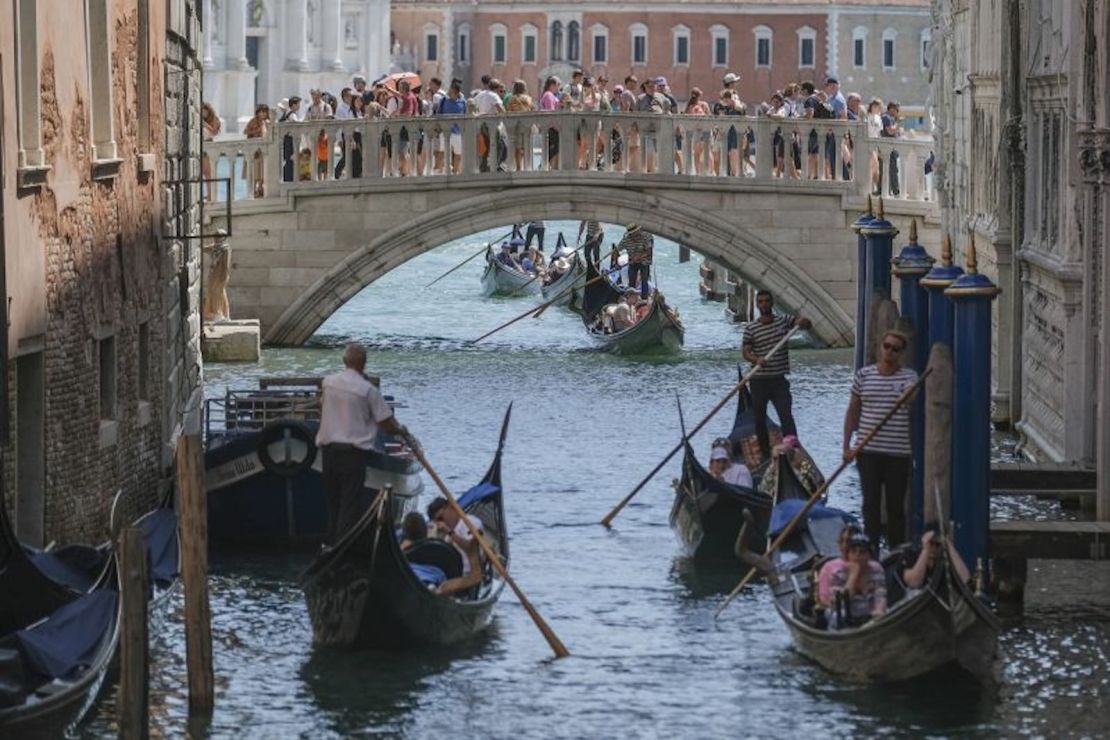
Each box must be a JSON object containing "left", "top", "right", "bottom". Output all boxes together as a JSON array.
[{"left": 264, "top": 185, "right": 855, "bottom": 347}]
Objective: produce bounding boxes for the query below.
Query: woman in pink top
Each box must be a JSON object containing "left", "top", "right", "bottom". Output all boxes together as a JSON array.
[
  {"left": 684, "top": 87, "right": 712, "bottom": 174},
  {"left": 539, "top": 76, "right": 562, "bottom": 168},
  {"left": 817, "top": 523, "right": 863, "bottom": 607}
]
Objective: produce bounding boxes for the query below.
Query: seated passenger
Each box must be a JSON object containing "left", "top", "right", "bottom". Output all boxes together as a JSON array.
[
  {"left": 828, "top": 533, "right": 887, "bottom": 628},
  {"left": 400, "top": 511, "right": 430, "bottom": 552},
  {"left": 521, "top": 255, "right": 535, "bottom": 272},
  {"left": 496, "top": 243, "right": 517, "bottom": 268},
  {"left": 427, "top": 497, "right": 484, "bottom": 596},
  {"left": 609, "top": 293, "right": 636, "bottom": 332},
  {"left": 402, "top": 511, "right": 463, "bottom": 580},
  {"left": 901, "top": 524, "right": 970, "bottom": 589},
  {"left": 817, "top": 523, "right": 863, "bottom": 607},
  {"left": 708, "top": 444, "right": 754, "bottom": 488},
  {"left": 544, "top": 257, "right": 569, "bottom": 284}
]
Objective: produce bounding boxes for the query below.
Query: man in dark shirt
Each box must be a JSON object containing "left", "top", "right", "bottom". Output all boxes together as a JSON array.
[
  {"left": 881, "top": 101, "right": 902, "bottom": 195},
  {"left": 742, "top": 290, "right": 811, "bottom": 460}
]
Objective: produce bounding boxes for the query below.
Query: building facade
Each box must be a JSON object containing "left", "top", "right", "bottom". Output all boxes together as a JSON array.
[
  {"left": 930, "top": 0, "right": 1110, "bottom": 519},
  {"left": 390, "top": 0, "right": 931, "bottom": 108},
  {"left": 202, "top": 0, "right": 392, "bottom": 132},
  {"left": 1, "top": 0, "right": 205, "bottom": 545}
]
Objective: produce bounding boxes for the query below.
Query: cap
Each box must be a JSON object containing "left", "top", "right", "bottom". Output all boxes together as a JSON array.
[
  {"left": 654, "top": 76, "right": 668, "bottom": 86},
  {"left": 848, "top": 533, "right": 871, "bottom": 550},
  {"left": 826, "top": 76, "right": 839, "bottom": 86},
  {"left": 625, "top": 223, "right": 640, "bottom": 232},
  {"left": 614, "top": 85, "right": 625, "bottom": 94},
  {"left": 710, "top": 447, "right": 730, "bottom": 461},
  {"left": 500, "top": 242, "right": 512, "bottom": 250},
  {"left": 352, "top": 74, "right": 367, "bottom": 84},
  {"left": 723, "top": 72, "right": 740, "bottom": 84}
]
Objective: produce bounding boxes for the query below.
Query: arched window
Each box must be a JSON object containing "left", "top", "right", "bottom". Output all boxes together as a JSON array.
[
  {"left": 521, "top": 23, "right": 538, "bottom": 64},
  {"left": 457, "top": 22, "right": 471, "bottom": 66},
  {"left": 797, "top": 25, "right": 816, "bottom": 68},
  {"left": 490, "top": 23, "right": 507, "bottom": 65},
  {"left": 672, "top": 24, "right": 691, "bottom": 66},
  {"left": 550, "top": 21, "right": 563, "bottom": 61},
  {"left": 852, "top": 27, "right": 868, "bottom": 69},
  {"left": 710, "top": 24, "right": 729, "bottom": 68},
  {"left": 630, "top": 23, "right": 648, "bottom": 66},
  {"left": 567, "top": 21, "right": 580, "bottom": 62},
  {"left": 590, "top": 23, "right": 609, "bottom": 64},
  {"left": 753, "top": 25, "right": 772, "bottom": 69},
  {"left": 882, "top": 28, "right": 897, "bottom": 70}
]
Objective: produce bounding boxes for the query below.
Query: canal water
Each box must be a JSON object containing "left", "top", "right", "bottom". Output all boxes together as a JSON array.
[{"left": 83, "top": 223, "right": 1108, "bottom": 737}]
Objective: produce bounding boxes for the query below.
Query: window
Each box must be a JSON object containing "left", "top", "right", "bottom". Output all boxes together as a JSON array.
[
  {"left": 591, "top": 24, "right": 608, "bottom": 64},
  {"left": 567, "top": 21, "right": 580, "bottom": 62},
  {"left": 852, "top": 27, "right": 867, "bottom": 69},
  {"left": 631, "top": 23, "right": 648, "bottom": 65},
  {"left": 491, "top": 24, "right": 507, "bottom": 64},
  {"left": 882, "top": 29, "right": 896, "bottom": 70},
  {"left": 15, "top": 0, "right": 45, "bottom": 174},
  {"left": 673, "top": 25, "right": 690, "bottom": 66},
  {"left": 754, "top": 25, "right": 772, "bottom": 68},
  {"left": 550, "top": 21, "right": 563, "bottom": 61},
  {"left": 920, "top": 28, "right": 932, "bottom": 70},
  {"left": 522, "top": 24, "right": 538, "bottom": 63},
  {"left": 424, "top": 29, "right": 439, "bottom": 63},
  {"left": 710, "top": 24, "right": 729, "bottom": 67},
  {"left": 458, "top": 23, "right": 470, "bottom": 65},
  {"left": 797, "top": 26, "right": 816, "bottom": 68},
  {"left": 99, "top": 335, "right": 117, "bottom": 420},
  {"left": 87, "top": 0, "right": 118, "bottom": 162}
]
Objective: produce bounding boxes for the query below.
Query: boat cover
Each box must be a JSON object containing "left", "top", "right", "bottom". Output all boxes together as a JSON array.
[
  {"left": 408, "top": 563, "right": 447, "bottom": 586},
  {"left": 458, "top": 482, "right": 500, "bottom": 509},
  {"left": 769, "top": 500, "right": 856, "bottom": 538},
  {"left": 138, "top": 509, "right": 180, "bottom": 585},
  {"left": 28, "top": 548, "right": 106, "bottom": 594},
  {"left": 16, "top": 590, "right": 117, "bottom": 679}
]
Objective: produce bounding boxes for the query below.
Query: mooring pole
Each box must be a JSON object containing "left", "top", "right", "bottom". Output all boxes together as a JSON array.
[
  {"left": 945, "top": 237, "right": 1001, "bottom": 586},
  {"left": 891, "top": 218, "right": 935, "bottom": 539},
  {"left": 177, "top": 434, "right": 214, "bottom": 718},
  {"left": 859, "top": 198, "right": 898, "bottom": 364},
  {"left": 118, "top": 526, "right": 149, "bottom": 740},
  {"left": 851, "top": 195, "right": 876, "bottom": 370}
]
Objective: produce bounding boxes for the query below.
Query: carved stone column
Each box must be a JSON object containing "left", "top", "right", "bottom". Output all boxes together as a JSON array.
[
  {"left": 323, "top": 0, "right": 345, "bottom": 72},
  {"left": 1084, "top": 129, "right": 1110, "bottom": 520},
  {"left": 287, "top": 0, "right": 310, "bottom": 71}
]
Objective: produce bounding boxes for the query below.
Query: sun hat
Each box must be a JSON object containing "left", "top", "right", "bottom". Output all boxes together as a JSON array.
[
  {"left": 710, "top": 447, "right": 730, "bottom": 461},
  {"left": 654, "top": 76, "right": 668, "bottom": 87},
  {"left": 723, "top": 72, "right": 740, "bottom": 85}
]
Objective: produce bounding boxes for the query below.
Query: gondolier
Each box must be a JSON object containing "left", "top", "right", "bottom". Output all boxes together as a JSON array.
[
  {"left": 741, "top": 290, "right": 811, "bottom": 460},
  {"left": 618, "top": 224, "right": 653, "bottom": 297},
  {"left": 317, "top": 343, "right": 417, "bottom": 544},
  {"left": 578, "top": 219, "right": 604, "bottom": 265}
]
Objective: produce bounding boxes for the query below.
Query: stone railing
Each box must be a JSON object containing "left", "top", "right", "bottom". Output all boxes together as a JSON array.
[{"left": 204, "top": 112, "right": 934, "bottom": 204}]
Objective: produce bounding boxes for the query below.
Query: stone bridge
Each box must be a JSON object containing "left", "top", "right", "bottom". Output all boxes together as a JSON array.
[{"left": 203, "top": 111, "right": 938, "bottom": 346}]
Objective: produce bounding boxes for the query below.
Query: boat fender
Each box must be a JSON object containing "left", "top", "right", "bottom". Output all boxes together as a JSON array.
[{"left": 256, "top": 420, "right": 317, "bottom": 478}]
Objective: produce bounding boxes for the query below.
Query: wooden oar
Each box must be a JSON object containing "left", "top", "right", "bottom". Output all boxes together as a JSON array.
[
  {"left": 468, "top": 272, "right": 609, "bottom": 344},
  {"left": 600, "top": 326, "right": 800, "bottom": 528},
  {"left": 423, "top": 229, "right": 514, "bottom": 288},
  {"left": 713, "top": 368, "right": 932, "bottom": 618},
  {"left": 407, "top": 445, "right": 571, "bottom": 659}
]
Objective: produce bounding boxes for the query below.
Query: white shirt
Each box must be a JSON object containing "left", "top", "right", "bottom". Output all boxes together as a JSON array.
[
  {"left": 722, "top": 463, "right": 754, "bottom": 489},
  {"left": 315, "top": 368, "right": 393, "bottom": 450},
  {"left": 305, "top": 101, "right": 333, "bottom": 121},
  {"left": 334, "top": 102, "right": 355, "bottom": 119},
  {"left": 452, "top": 515, "right": 483, "bottom": 575},
  {"left": 474, "top": 89, "right": 504, "bottom": 115}
]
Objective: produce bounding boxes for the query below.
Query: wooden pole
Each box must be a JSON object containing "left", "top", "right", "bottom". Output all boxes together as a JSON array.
[
  {"left": 176, "top": 434, "right": 214, "bottom": 717},
  {"left": 714, "top": 368, "right": 932, "bottom": 618},
  {"left": 407, "top": 446, "right": 570, "bottom": 659},
  {"left": 118, "top": 526, "right": 149, "bottom": 740}
]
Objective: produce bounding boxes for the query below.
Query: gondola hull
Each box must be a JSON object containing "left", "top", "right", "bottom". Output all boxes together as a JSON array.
[
  {"left": 541, "top": 254, "right": 586, "bottom": 310},
  {"left": 481, "top": 249, "right": 540, "bottom": 297},
  {"left": 585, "top": 296, "right": 685, "bottom": 354},
  {"left": 205, "top": 424, "right": 423, "bottom": 549}
]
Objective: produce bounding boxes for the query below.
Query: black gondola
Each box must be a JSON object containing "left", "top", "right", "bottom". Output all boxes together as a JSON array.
[
  {"left": 580, "top": 259, "right": 683, "bottom": 354},
  {"left": 756, "top": 455, "right": 1000, "bottom": 683},
  {"left": 302, "top": 406, "right": 513, "bottom": 649},
  {"left": 0, "top": 492, "right": 120, "bottom": 736}
]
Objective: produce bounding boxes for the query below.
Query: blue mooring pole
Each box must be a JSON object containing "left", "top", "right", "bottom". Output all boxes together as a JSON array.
[
  {"left": 851, "top": 196, "right": 877, "bottom": 371},
  {"left": 945, "top": 237, "right": 1000, "bottom": 587},
  {"left": 859, "top": 198, "right": 898, "bottom": 362},
  {"left": 919, "top": 234, "right": 964, "bottom": 357},
  {"left": 891, "top": 219, "right": 935, "bottom": 539}
]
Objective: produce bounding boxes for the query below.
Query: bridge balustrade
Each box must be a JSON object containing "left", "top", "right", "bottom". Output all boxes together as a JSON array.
[{"left": 203, "top": 112, "right": 934, "bottom": 205}]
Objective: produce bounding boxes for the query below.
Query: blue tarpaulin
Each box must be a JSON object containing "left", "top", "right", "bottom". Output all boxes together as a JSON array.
[
  {"left": 29, "top": 548, "right": 105, "bottom": 593},
  {"left": 16, "top": 590, "right": 117, "bottom": 679},
  {"left": 138, "top": 509, "right": 180, "bottom": 585},
  {"left": 409, "top": 563, "right": 447, "bottom": 585},
  {"left": 769, "top": 500, "right": 856, "bottom": 537},
  {"left": 457, "top": 482, "right": 500, "bottom": 509}
]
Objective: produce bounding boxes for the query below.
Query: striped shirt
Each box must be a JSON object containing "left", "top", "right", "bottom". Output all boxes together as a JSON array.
[
  {"left": 618, "top": 229, "right": 653, "bottom": 263},
  {"left": 742, "top": 315, "right": 795, "bottom": 377},
  {"left": 851, "top": 365, "right": 918, "bottom": 456},
  {"left": 582, "top": 220, "right": 602, "bottom": 240}
]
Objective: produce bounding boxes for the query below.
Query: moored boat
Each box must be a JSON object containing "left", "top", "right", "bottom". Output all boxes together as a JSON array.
[
  {"left": 757, "top": 455, "right": 1000, "bottom": 683},
  {"left": 204, "top": 377, "right": 423, "bottom": 550},
  {"left": 481, "top": 246, "right": 541, "bottom": 297},
  {"left": 580, "top": 259, "right": 684, "bottom": 354},
  {"left": 302, "top": 406, "right": 512, "bottom": 649}
]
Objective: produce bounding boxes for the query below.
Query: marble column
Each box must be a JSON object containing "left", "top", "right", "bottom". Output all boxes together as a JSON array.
[
  {"left": 202, "top": 0, "right": 214, "bottom": 68},
  {"left": 227, "top": 0, "right": 250, "bottom": 70},
  {"left": 323, "top": 0, "right": 345, "bottom": 72},
  {"left": 287, "top": 0, "right": 310, "bottom": 72}
]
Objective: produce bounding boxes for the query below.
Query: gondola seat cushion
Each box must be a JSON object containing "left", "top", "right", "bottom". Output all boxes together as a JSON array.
[
  {"left": 408, "top": 564, "right": 447, "bottom": 586},
  {"left": 405, "top": 540, "right": 463, "bottom": 580}
]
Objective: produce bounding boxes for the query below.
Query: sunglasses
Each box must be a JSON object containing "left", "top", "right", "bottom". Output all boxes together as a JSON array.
[{"left": 882, "top": 341, "right": 906, "bottom": 352}]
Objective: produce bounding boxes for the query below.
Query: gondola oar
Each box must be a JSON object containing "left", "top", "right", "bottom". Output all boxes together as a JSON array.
[
  {"left": 423, "top": 229, "right": 514, "bottom": 288},
  {"left": 406, "top": 445, "right": 571, "bottom": 659},
  {"left": 468, "top": 272, "right": 610, "bottom": 344},
  {"left": 599, "top": 326, "right": 800, "bottom": 528},
  {"left": 713, "top": 368, "right": 932, "bottom": 618}
]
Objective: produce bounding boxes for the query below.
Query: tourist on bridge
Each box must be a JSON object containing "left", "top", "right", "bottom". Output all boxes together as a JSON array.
[
  {"left": 618, "top": 224, "right": 653, "bottom": 297},
  {"left": 841, "top": 329, "right": 917, "bottom": 549},
  {"left": 317, "top": 343, "right": 417, "bottom": 545},
  {"left": 741, "top": 290, "right": 811, "bottom": 460}
]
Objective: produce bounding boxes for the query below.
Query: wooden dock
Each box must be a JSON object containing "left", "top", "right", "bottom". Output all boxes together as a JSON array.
[{"left": 991, "top": 520, "right": 1110, "bottom": 560}]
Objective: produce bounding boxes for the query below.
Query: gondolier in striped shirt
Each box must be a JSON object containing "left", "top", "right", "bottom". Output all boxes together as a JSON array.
[
  {"left": 618, "top": 224, "right": 653, "bottom": 297},
  {"left": 578, "top": 219, "right": 604, "bottom": 265},
  {"left": 742, "top": 290, "right": 811, "bottom": 460},
  {"left": 316, "top": 343, "right": 418, "bottom": 545},
  {"left": 842, "top": 329, "right": 918, "bottom": 549}
]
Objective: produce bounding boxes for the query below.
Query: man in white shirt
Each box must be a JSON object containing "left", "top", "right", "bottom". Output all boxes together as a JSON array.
[
  {"left": 709, "top": 445, "right": 754, "bottom": 488},
  {"left": 305, "top": 88, "right": 333, "bottom": 121},
  {"left": 317, "top": 343, "right": 415, "bottom": 544}
]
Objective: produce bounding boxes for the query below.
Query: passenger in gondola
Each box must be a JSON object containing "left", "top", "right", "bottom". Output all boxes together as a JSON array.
[
  {"left": 816, "top": 522, "right": 864, "bottom": 608},
  {"left": 609, "top": 290, "right": 637, "bottom": 332},
  {"left": 708, "top": 443, "right": 754, "bottom": 488},
  {"left": 427, "top": 497, "right": 484, "bottom": 596},
  {"left": 520, "top": 253, "right": 535, "bottom": 272},
  {"left": 496, "top": 243, "right": 518, "bottom": 268},
  {"left": 828, "top": 533, "right": 887, "bottom": 629},
  {"left": 544, "top": 256, "right": 570, "bottom": 285},
  {"left": 901, "top": 524, "right": 970, "bottom": 590},
  {"left": 400, "top": 511, "right": 431, "bottom": 552}
]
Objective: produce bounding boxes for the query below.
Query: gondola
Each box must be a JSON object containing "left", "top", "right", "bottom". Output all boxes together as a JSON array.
[
  {"left": 0, "top": 487, "right": 121, "bottom": 736},
  {"left": 302, "top": 405, "right": 512, "bottom": 649},
  {"left": 204, "top": 377, "right": 423, "bottom": 550},
  {"left": 480, "top": 246, "right": 541, "bottom": 297},
  {"left": 541, "top": 252, "right": 586, "bottom": 311},
  {"left": 754, "top": 454, "right": 1000, "bottom": 683},
  {"left": 126, "top": 492, "right": 182, "bottom": 627},
  {"left": 580, "top": 259, "right": 684, "bottom": 354}
]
